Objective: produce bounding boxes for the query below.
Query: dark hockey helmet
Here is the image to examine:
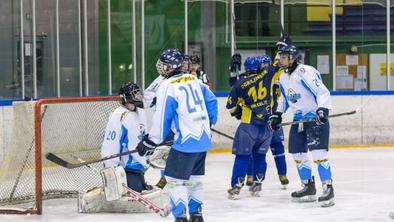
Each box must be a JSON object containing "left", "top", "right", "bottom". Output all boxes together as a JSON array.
[
  {"left": 279, "top": 45, "right": 300, "bottom": 61},
  {"left": 190, "top": 55, "right": 201, "bottom": 65},
  {"left": 258, "top": 54, "right": 272, "bottom": 66},
  {"left": 156, "top": 49, "right": 184, "bottom": 78},
  {"left": 275, "top": 33, "right": 293, "bottom": 51},
  {"left": 118, "top": 82, "right": 144, "bottom": 108}
]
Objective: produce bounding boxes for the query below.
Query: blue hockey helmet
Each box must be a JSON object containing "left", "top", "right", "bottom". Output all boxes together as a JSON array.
[
  {"left": 258, "top": 54, "right": 272, "bottom": 66},
  {"left": 244, "top": 56, "right": 261, "bottom": 74},
  {"left": 119, "top": 82, "right": 144, "bottom": 109},
  {"left": 156, "top": 49, "right": 184, "bottom": 78}
]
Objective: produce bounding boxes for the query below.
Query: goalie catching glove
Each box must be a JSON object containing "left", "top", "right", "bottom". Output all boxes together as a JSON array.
[
  {"left": 137, "top": 135, "right": 157, "bottom": 156},
  {"left": 148, "top": 145, "right": 171, "bottom": 169}
]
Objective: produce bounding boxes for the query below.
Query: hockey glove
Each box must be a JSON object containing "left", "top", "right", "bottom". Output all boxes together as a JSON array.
[
  {"left": 229, "top": 54, "right": 242, "bottom": 73},
  {"left": 268, "top": 112, "right": 282, "bottom": 131},
  {"left": 136, "top": 135, "right": 157, "bottom": 156},
  {"left": 231, "top": 105, "right": 243, "bottom": 120},
  {"left": 316, "top": 107, "right": 329, "bottom": 124}
]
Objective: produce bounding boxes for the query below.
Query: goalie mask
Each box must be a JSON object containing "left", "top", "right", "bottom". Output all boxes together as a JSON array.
[
  {"left": 156, "top": 49, "right": 184, "bottom": 78},
  {"left": 119, "top": 82, "right": 144, "bottom": 109}
]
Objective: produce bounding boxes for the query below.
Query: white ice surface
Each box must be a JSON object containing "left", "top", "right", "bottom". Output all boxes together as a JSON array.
[{"left": 1, "top": 148, "right": 394, "bottom": 222}]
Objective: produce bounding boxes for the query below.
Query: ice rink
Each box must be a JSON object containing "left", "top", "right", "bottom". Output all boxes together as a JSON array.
[{"left": 2, "top": 147, "right": 394, "bottom": 222}]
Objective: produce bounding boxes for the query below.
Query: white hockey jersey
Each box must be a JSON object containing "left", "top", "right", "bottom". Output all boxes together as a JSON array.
[
  {"left": 143, "top": 75, "right": 164, "bottom": 107},
  {"left": 149, "top": 74, "right": 218, "bottom": 153},
  {"left": 277, "top": 64, "right": 331, "bottom": 120},
  {"left": 101, "top": 106, "right": 148, "bottom": 171}
]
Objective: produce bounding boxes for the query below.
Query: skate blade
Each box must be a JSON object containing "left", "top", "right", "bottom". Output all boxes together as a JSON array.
[
  {"left": 280, "top": 184, "right": 287, "bottom": 190},
  {"left": 389, "top": 212, "right": 394, "bottom": 220},
  {"left": 228, "top": 194, "right": 240, "bottom": 200},
  {"left": 319, "top": 198, "right": 335, "bottom": 207},
  {"left": 250, "top": 191, "right": 261, "bottom": 197},
  {"left": 291, "top": 195, "right": 316, "bottom": 203}
]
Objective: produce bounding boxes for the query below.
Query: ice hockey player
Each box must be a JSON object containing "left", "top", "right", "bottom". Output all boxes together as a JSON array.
[
  {"left": 269, "top": 45, "right": 335, "bottom": 207},
  {"left": 228, "top": 54, "right": 289, "bottom": 189},
  {"left": 189, "top": 55, "right": 212, "bottom": 88},
  {"left": 226, "top": 56, "right": 281, "bottom": 199},
  {"left": 136, "top": 49, "right": 218, "bottom": 222},
  {"left": 78, "top": 82, "right": 162, "bottom": 213},
  {"left": 244, "top": 55, "right": 289, "bottom": 189}
]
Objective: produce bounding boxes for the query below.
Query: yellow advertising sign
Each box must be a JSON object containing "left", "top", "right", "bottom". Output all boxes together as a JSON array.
[{"left": 379, "top": 63, "right": 394, "bottom": 76}]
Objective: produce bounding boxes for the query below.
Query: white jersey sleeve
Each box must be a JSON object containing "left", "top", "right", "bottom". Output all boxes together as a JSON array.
[
  {"left": 300, "top": 66, "right": 331, "bottom": 110},
  {"left": 143, "top": 75, "right": 164, "bottom": 107}
]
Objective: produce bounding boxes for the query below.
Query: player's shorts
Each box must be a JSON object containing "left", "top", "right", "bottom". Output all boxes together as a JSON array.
[
  {"left": 232, "top": 123, "right": 272, "bottom": 155},
  {"left": 164, "top": 149, "right": 206, "bottom": 180},
  {"left": 270, "top": 127, "right": 285, "bottom": 144},
  {"left": 288, "top": 121, "right": 330, "bottom": 153}
]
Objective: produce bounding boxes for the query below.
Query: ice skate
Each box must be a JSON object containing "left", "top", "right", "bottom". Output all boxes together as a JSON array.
[
  {"left": 291, "top": 177, "right": 316, "bottom": 202},
  {"left": 318, "top": 183, "right": 335, "bottom": 207},
  {"left": 227, "top": 185, "right": 242, "bottom": 200},
  {"left": 175, "top": 217, "right": 188, "bottom": 222},
  {"left": 189, "top": 213, "right": 204, "bottom": 222},
  {"left": 279, "top": 175, "right": 289, "bottom": 189},
  {"left": 389, "top": 212, "right": 394, "bottom": 220},
  {"left": 249, "top": 182, "right": 262, "bottom": 197}
]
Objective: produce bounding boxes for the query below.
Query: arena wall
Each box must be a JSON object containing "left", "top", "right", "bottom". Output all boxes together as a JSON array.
[{"left": 1, "top": 94, "right": 393, "bottom": 161}]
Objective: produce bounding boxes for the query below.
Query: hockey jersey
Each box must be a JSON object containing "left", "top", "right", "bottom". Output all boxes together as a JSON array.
[
  {"left": 226, "top": 66, "right": 281, "bottom": 126},
  {"left": 277, "top": 64, "right": 331, "bottom": 120},
  {"left": 101, "top": 106, "right": 148, "bottom": 171},
  {"left": 149, "top": 73, "right": 218, "bottom": 153},
  {"left": 143, "top": 75, "right": 164, "bottom": 107}
]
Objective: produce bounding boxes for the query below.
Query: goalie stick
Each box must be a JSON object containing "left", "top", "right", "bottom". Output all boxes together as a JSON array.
[
  {"left": 46, "top": 139, "right": 173, "bottom": 169},
  {"left": 278, "top": 110, "right": 357, "bottom": 127},
  {"left": 72, "top": 155, "right": 170, "bottom": 217}
]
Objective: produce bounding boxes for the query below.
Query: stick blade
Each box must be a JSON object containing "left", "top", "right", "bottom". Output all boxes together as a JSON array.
[{"left": 45, "top": 153, "right": 73, "bottom": 169}]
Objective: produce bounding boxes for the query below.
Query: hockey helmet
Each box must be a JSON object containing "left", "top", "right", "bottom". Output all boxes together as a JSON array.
[
  {"left": 275, "top": 33, "right": 293, "bottom": 51},
  {"left": 244, "top": 56, "right": 261, "bottom": 74},
  {"left": 118, "top": 82, "right": 144, "bottom": 108},
  {"left": 258, "top": 54, "right": 272, "bottom": 66},
  {"left": 190, "top": 55, "right": 201, "bottom": 65},
  {"left": 279, "top": 45, "right": 300, "bottom": 61},
  {"left": 156, "top": 49, "right": 184, "bottom": 78}
]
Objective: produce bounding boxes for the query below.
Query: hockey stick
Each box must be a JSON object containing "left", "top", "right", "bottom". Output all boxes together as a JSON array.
[
  {"left": 278, "top": 110, "right": 357, "bottom": 127},
  {"left": 72, "top": 155, "right": 170, "bottom": 217},
  {"left": 46, "top": 139, "right": 173, "bottom": 169},
  {"left": 211, "top": 128, "right": 234, "bottom": 140},
  {"left": 122, "top": 184, "right": 170, "bottom": 217}
]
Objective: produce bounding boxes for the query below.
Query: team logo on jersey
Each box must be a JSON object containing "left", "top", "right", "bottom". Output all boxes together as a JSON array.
[{"left": 287, "top": 88, "right": 301, "bottom": 103}]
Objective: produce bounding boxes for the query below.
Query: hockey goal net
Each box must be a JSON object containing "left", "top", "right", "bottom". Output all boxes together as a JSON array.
[{"left": 0, "top": 96, "right": 119, "bottom": 214}]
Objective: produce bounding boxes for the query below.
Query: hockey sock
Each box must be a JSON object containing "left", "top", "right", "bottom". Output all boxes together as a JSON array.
[
  {"left": 315, "top": 160, "right": 332, "bottom": 183},
  {"left": 271, "top": 142, "right": 287, "bottom": 175},
  {"left": 246, "top": 156, "right": 253, "bottom": 177},
  {"left": 187, "top": 175, "right": 203, "bottom": 215},
  {"left": 252, "top": 152, "right": 267, "bottom": 181},
  {"left": 231, "top": 155, "right": 250, "bottom": 187},
  {"left": 311, "top": 150, "right": 332, "bottom": 183},
  {"left": 166, "top": 177, "right": 188, "bottom": 218},
  {"left": 292, "top": 153, "right": 312, "bottom": 183}
]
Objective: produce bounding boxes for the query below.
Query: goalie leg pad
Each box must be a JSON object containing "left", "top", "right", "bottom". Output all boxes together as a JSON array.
[
  {"left": 100, "top": 166, "right": 127, "bottom": 201},
  {"left": 78, "top": 187, "right": 163, "bottom": 213}
]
